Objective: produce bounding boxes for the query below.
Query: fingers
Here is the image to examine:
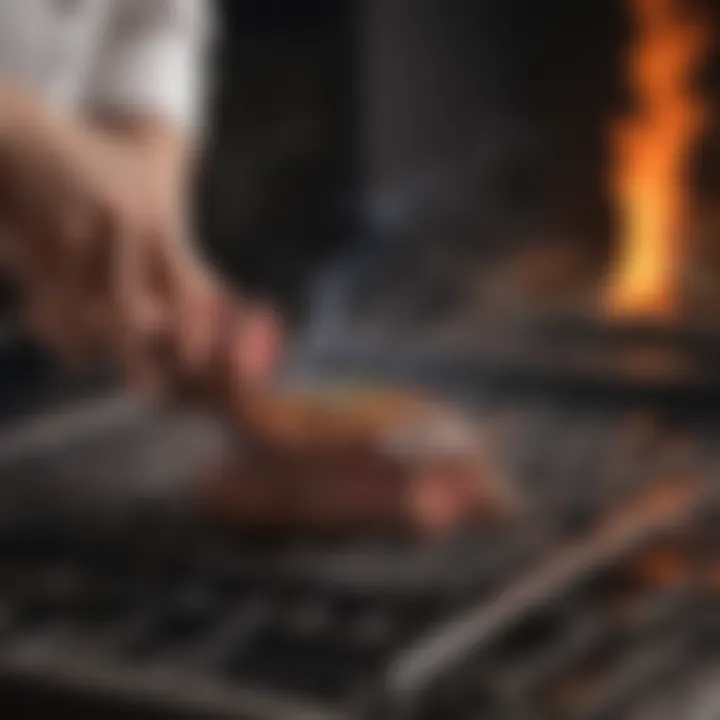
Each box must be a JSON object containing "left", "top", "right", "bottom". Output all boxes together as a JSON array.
[
  {"left": 229, "top": 305, "right": 284, "bottom": 385},
  {"left": 110, "top": 219, "right": 236, "bottom": 399},
  {"left": 148, "top": 226, "right": 283, "bottom": 394},
  {"left": 14, "top": 201, "right": 108, "bottom": 365},
  {"left": 46, "top": 204, "right": 106, "bottom": 364},
  {"left": 161, "top": 237, "right": 217, "bottom": 377},
  {"left": 110, "top": 217, "right": 169, "bottom": 396},
  {"left": 14, "top": 196, "right": 282, "bottom": 408},
  {"left": 21, "top": 233, "right": 83, "bottom": 363}
]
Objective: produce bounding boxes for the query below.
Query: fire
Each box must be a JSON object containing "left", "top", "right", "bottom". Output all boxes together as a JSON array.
[{"left": 605, "top": 0, "right": 711, "bottom": 318}]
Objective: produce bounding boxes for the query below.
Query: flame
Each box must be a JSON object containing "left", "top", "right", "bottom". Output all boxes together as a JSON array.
[{"left": 605, "top": 0, "right": 711, "bottom": 318}]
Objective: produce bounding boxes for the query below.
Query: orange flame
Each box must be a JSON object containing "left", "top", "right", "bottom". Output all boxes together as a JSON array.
[{"left": 605, "top": 0, "right": 710, "bottom": 318}]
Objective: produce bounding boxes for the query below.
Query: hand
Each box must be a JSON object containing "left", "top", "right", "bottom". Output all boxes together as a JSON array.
[{"left": 0, "top": 83, "right": 256, "bottom": 392}]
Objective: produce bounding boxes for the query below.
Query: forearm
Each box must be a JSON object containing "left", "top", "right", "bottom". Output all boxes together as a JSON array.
[
  {"left": 0, "top": 80, "right": 72, "bottom": 268},
  {"left": 0, "top": 80, "right": 55, "bottom": 193},
  {"left": 0, "top": 95, "right": 195, "bottom": 215},
  {"left": 0, "top": 78, "right": 42, "bottom": 131}
]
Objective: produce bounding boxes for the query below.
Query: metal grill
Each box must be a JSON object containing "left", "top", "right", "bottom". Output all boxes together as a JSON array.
[{"left": 0, "top": 394, "right": 718, "bottom": 719}]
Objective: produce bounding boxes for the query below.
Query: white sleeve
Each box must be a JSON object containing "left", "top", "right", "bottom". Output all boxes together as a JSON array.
[{"left": 85, "top": 0, "right": 214, "bottom": 135}]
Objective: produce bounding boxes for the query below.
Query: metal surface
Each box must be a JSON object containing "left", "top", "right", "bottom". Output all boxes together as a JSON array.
[{"left": 0, "top": 387, "right": 718, "bottom": 718}]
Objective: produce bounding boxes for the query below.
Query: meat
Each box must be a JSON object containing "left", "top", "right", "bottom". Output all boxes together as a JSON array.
[
  {"left": 176, "top": 295, "right": 518, "bottom": 536},
  {"left": 200, "top": 388, "right": 519, "bottom": 536}
]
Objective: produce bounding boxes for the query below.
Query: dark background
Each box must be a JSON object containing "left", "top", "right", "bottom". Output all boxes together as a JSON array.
[
  {"left": 200, "top": 0, "right": 720, "bottom": 327},
  {"left": 198, "top": 0, "right": 360, "bottom": 320},
  {"left": 199, "top": 0, "right": 627, "bottom": 319}
]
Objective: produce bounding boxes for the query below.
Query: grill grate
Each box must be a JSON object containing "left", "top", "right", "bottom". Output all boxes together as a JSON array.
[{"left": 0, "top": 398, "right": 719, "bottom": 718}]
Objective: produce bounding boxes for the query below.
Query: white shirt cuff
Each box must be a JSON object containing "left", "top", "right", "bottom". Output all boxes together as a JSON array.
[{"left": 86, "top": 0, "right": 213, "bottom": 136}]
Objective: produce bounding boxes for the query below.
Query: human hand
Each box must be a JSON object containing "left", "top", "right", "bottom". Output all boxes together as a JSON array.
[{"left": 0, "top": 84, "right": 277, "bottom": 395}]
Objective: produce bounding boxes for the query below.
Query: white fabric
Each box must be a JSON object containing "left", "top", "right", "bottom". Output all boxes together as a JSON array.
[{"left": 0, "top": 0, "right": 212, "bottom": 132}]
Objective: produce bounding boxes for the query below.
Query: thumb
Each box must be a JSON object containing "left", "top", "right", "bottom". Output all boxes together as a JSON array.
[{"left": 227, "top": 304, "right": 285, "bottom": 386}]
